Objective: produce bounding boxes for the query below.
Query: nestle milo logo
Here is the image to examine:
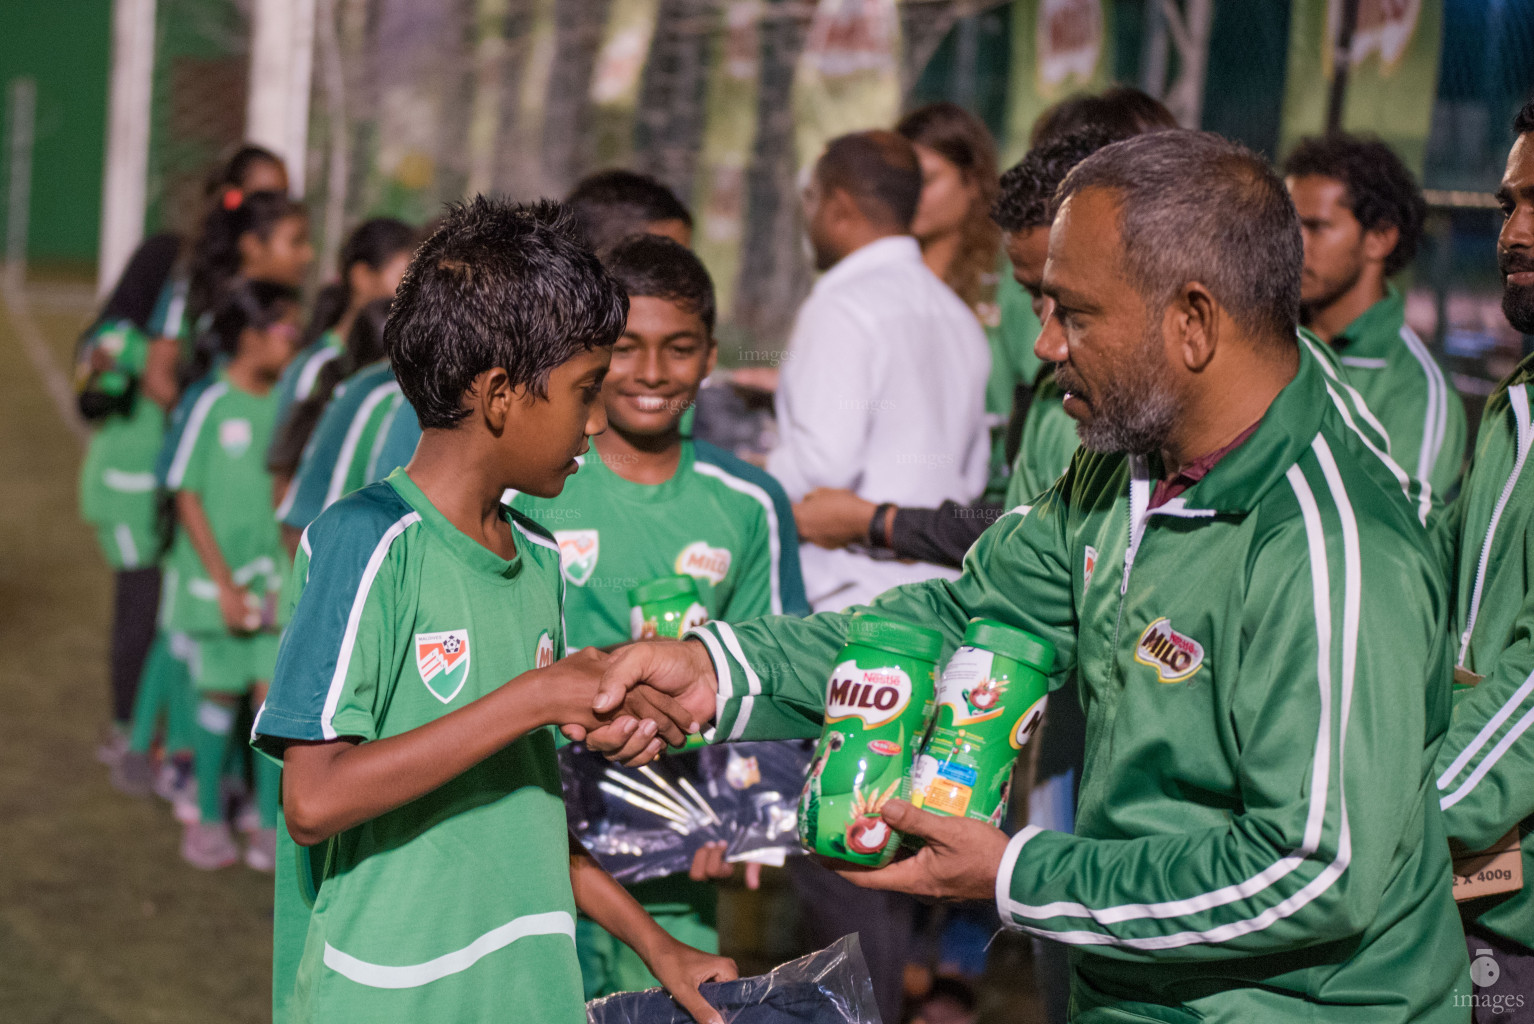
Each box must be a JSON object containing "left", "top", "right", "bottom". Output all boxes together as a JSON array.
[
  {"left": 1134, "top": 617, "right": 1205, "bottom": 683},
  {"left": 825, "top": 660, "right": 912, "bottom": 728}
]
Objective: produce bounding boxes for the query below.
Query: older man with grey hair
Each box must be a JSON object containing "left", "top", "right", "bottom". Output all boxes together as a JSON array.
[{"left": 576, "top": 131, "right": 1470, "bottom": 1021}]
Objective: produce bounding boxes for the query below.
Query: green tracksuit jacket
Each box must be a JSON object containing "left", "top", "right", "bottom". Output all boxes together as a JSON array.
[
  {"left": 1330, "top": 287, "right": 1467, "bottom": 508},
  {"left": 1434, "top": 350, "right": 1534, "bottom": 953},
  {"left": 690, "top": 350, "right": 1469, "bottom": 1022}
]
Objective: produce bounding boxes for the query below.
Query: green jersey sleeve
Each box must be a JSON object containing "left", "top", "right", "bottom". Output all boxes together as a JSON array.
[
  {"left": 995, "top": 482, "right": 1449, "bottom": 962},
  {"left": 695, "top": 441, "right": 810, "bottom": 619},
  {"left": 688, "top": 470, "right": 1080, "bottom": 743},
  {"left": 253, "top": 485, "right": 421, "bottom": 755}
]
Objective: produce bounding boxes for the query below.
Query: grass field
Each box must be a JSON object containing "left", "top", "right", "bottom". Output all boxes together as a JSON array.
[
  {"left": 0, "top": 276, "right": 1043, "bottom": 1024},
  {"left": 0, "top": 278, "right": 273, "bottom": 1024}
]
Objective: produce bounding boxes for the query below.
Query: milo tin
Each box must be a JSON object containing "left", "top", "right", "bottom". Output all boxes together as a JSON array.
[
  {"left": 912, "top": 618, "right": 1054, "bottom": 825},
  {"left": 628, "top": 575, "right": 709, "bottom": 641},
  {"left": 798, "top": 613, "right": 943, "bottom": 866}
]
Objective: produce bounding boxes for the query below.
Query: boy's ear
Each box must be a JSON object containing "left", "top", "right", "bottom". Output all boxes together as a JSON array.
[
  {"left": 476, "top": 367, "right": 515, "bottom": 435},
  {"left": 704, "top": 336, "right": 718, "bottom": 378}
]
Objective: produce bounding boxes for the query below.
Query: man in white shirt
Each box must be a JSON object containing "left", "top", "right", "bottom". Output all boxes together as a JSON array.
[{"left": 769, "top": 130, "right": 991, "bottom": 612}]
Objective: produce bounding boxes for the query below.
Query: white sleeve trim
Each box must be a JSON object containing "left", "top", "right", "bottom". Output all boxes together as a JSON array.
[
  {"left": 996, "top": 826, "right": 1045, "bottom": 927},
  {"left": 684, "top": 626, "right": 733, "bottom": 743}
]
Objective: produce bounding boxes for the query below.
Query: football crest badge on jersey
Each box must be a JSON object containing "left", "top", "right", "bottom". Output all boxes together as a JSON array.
[
  {"left": 1134, "top": 618, "right": 1204, "bottom": 683},
  {"left": 675, "top": 541, "right": 731, "bottom": 585},
  {"left": 535, "top": 630, "right": 555, "bottom": 669},
  {"left": 416, "top": 629, "right": 472, "bottom": 703},
  {"left": 219, "top": 418, "right": 253, "bottom": 456},
  {"left": 554, "top": 530, "right": 599, "bottom": 586},
  {"left": 1083, "top": 546, "right": 1098, "bottom": 588}
]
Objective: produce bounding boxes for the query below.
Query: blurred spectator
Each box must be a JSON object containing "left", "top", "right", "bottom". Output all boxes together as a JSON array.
[{"left": 768, "top": 129, "right": 990, "bottom": 612}]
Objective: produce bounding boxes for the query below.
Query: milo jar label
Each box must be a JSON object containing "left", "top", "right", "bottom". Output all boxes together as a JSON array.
[
  {"left": 912, "top": 618, "right": 1054, "bottom": 825},
  {"left": 799, "top": 614, "right": 942, "bottom": 867},
  {"left": 628, "top": 575, "right": 709, "bottom": 641}
]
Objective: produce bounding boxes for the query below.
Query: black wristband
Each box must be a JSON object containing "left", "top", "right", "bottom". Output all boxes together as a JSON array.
[{"left": 868, "top": 502, "right": 896, "bottom": 549}]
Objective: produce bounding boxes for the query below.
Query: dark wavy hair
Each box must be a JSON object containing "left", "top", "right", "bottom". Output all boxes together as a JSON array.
[
  {"left": 896, "top": 102, "right": 1001, "bottom": 308},
  {"left": 993, "top": 124, "right": 1137, "bottom": 234},
  {"left": 207, "top": 279, "right": 301, "bottom": 358},
  {"left": 300, "top": 217, "right": 418, "bottom": 350},
  {"left": 188, "top": 190, "right": 307, "bottom": 330},
  {"left": 1031, "top": 86, "right": 1178, "bottom": 148},
  {"left": 387, "top": 197, "right": 628, "bottom": 429},
  {"left": 603, "top": 234, "right": 717, "bottom": 335},
  {"left": 1282, "top": 133, "right": 1426, "bottom": 278}
]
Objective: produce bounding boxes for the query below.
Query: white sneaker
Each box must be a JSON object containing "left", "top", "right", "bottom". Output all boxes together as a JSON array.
[
  {"left": 181, "top": 821, "right": 239, "bottom": 870},
  {"left": 244, "top": 828, "right": 277, "bottom": 872},
  {"left": 172, "top": 777, "right": 200, "bottom": 825}
]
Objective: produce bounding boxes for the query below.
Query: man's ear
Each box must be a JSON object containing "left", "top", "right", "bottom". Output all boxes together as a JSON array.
[
  {"left": 1363, "top": 223, "right": 1400, "bottom": 269},
  {"left": 475, "top": 368, "right": 515, "bottom": 435},
  {"left": 1174, "top": 281, "right": 1220, "bottom": 373}
]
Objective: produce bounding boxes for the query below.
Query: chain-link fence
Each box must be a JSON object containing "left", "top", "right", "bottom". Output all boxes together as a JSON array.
[{"left": 138, "top": 0, "right": 1533, "bottom": 376}]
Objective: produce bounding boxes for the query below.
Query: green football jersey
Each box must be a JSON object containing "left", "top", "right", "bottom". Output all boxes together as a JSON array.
[
  {"left": 158, "top": 373, "right": 284, "bottom": 636},
  {"left": 689, "top": 350, "right": 1470, "bottom": 1020},
  {"left": 272, "top": 329, "right": 343, "bottom": 432},
  {"left": 981, "top": 271, "right": 1043, "bottom": 503},
  {"left": 277, "top": 361, "right": 400, "bottom": 530},
  {"left": 513, "top": 439, "right": 810, "bottom": 648},
  {"left": 78, "top": 320, "right": 165, "bottom": 569},
  {"left": 253, "top": 469, "right": 582, "bottom": 1024},
  {"left": 1329, "top": 287, "right": 1467, "bottom": 507}
]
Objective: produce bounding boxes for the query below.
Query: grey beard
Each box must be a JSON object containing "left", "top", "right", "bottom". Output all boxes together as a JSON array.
[{"left": 1075, "top": 381, "right": 1178, "bottom": 456}]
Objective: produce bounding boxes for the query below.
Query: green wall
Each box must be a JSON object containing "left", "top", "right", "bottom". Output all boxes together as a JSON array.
[{"left": 0, "top": 1, "right": 112, "bottom": 268}]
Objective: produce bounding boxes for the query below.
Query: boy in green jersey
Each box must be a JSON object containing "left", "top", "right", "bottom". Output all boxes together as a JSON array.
[
  {"left": 160, "top": 281, "right": 301, "bottom": 870},
  {"left": 252, "top": 198, "right": 734, "bottom": 1024},
  {"left": 514, "top": 235, "right": 809, "bottom": 998}
]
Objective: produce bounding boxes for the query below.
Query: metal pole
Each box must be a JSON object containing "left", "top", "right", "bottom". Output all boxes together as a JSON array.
[
  {"left": 1326, "top": 0, "right": 1361, "bottom": 133},
  {"left": 6, "top": 77, "right": 36, "bottom": 291},
  {"left": 247, "top": 0, "right": 316, "bottom": 195},
  {"left": 97, "top": 0, "right": 158, "bottom": 298}
]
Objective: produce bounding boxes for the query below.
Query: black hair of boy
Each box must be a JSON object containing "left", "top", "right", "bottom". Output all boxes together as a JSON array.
[
  {"left": 602, "top": 234, "right": 717, "bottom": 335},
  {"left": 387, "top": 196, "right": 629, "bottom": 430},
  {"left": 1282, "top": 133, "right": 1427, "bottom": 278},
  {"left": 209, "top": 279, "right": 301, "bottom": 357},
  {"left": 565, "top": 170, "right": 693, "bottom": 254},
  {"left": 993, "top": 124, "right": 1136, "bottom": 234}
]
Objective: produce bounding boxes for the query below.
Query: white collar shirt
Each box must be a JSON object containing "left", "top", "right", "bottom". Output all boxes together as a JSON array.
[{"left": 766, "top": 235, "right": 992, "bottom": 611}]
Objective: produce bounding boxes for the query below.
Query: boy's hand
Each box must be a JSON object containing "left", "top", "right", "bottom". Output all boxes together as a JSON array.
[
  {"left": 794, "top": 487, "right": 878, "bottom": 549},
  {"left": 689, "top": 841, "right": 763, "bottom": 890},
  {"left": 575, "top": 640, "right": 719, "bottom": 765},
  {"left": 217, "top": 582, "right": 260, "bottom": 633},
  {"left": 533, "top": 647, "right": 614, "bottom": 730},
  {"left": 641, "top": 934, "right": 738, "bottom": 1024}
]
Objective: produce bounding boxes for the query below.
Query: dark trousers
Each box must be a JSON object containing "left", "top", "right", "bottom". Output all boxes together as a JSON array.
[
  {"left": 1465, "top": 922, "right": 1534, "bottom": 1023},
  {"left": 788, "top": 857, "right": 916, "bottom": 1024},
  {"left": 110, "top": 568, "right": 160, "bottom": 724}
]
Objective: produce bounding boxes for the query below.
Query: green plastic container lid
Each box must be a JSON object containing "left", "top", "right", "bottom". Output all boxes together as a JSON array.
[
  {"left": 628, "top": 574, "right": 700, "bottom": 607},
  {"left": 962, "top": 618, "right": 1054, "bottom": 673},
  {"left": 846, "top": 613, "right": 945, "bottom": 664}
]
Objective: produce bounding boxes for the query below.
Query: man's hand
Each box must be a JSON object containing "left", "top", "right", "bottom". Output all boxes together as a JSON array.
[
  {"left": 830, "top": 800, "right": 1009, "bottom": 903},
  {"left": 568, "top": 639, "right": 719, "bottom": 765},
  {"left": 640, "top": 935, "right": 738, "bottom": 1024},
  {"left": 793, "top": 488, "right": 879, "bottom": 549}
]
